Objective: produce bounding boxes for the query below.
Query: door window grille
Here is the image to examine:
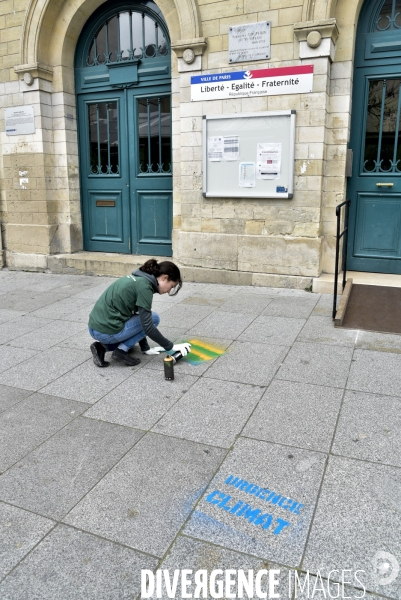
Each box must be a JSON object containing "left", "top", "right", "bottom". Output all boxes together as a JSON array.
[
  {"left": 138, "top": 97, "right": 171, "bottom": 174},
  {"left": 374, "top": 0, "right": 401, "bottom": 30},
  {"left": 88, "top": 102, "right": 119, "bottom": 175},
  {"left": 87, "top": 11, "right": 168, "bottom": 66}
]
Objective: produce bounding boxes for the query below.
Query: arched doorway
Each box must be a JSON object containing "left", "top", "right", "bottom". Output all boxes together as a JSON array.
[
  {"left": 347, "top": 0, "right": 401, "bottom": 273},
  {"left": 75, "top": 0, "right": 172, "bottom": 256}
]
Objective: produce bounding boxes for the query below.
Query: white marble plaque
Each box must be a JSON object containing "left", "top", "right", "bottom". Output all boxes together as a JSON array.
[
  {"left": 229, "top": 21, "right": 271, "bottom": 64},
  {"left": 5, "top": 105, "right": 35, "bottom": 136}
]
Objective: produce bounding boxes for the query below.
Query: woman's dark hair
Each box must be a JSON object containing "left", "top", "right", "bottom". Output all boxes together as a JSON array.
[{"left": 139, "top": 259, "right": 182, "bottom": 295}]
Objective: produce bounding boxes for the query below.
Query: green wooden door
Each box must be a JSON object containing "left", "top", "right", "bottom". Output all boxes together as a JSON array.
[
  {"left": 75, "top": 2, "right": 172, "bottom": 256},
  {"left": 347, "top": 0, "right": 401, "bottom": 273}
]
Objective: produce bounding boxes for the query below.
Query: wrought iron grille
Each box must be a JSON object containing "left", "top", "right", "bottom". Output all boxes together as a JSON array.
[
  {"left": 88, "top": 102, "right": 119, "bottom": 175},
  {"left": 138, "top": 97, "right": 171, "bottom": 174},
  {"left": 374, "top": 0, "right": 401, "bottom": 30},
  {"left": 86, "top": 11, "right": 168, "bottom": 66},
  {"left": 363, "top": 78, "right": 401, "bottom": 173}
]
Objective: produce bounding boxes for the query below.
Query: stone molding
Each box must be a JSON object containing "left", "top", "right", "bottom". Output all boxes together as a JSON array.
[
  {"left": 14, "top": 62, "right": 54, "bottom": 82},
  {"left": 294, "top": 19, "right": 339, "bottom": 60},
  {"left": 171, "top": 37, "right": 207, "bottom": 72}
]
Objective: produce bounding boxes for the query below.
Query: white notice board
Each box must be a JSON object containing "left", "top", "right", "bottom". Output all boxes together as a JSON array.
[{"left": 203, "top": 111, "right": 296, "bottom": 199}]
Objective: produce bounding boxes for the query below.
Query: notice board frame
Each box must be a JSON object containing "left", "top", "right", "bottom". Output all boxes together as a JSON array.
[{"left": 202, "top": 110, "right": 296, "bottom": 199}]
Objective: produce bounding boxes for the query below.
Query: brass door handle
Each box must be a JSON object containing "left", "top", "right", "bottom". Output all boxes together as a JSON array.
[{"left": 376, "top": 182, "right": 394, "bottom": 187}]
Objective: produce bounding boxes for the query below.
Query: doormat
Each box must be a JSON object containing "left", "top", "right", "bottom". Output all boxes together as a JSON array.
[{"left": 339, "top": 284, "right": 401, "bottom": 334}]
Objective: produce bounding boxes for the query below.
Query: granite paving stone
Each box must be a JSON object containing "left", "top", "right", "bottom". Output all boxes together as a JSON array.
[
  {"left": 40, "top": 359, "right": 136, "bottom": 404},
  {"left": 215, "top": 292, "right": 273, "bottom": 315},
  {"left": 204, "top": 341, "right": 288, "bottom": 386},
  {"left": 239, "top": 315, "right": 306, "bottom": 345},
  {"left": 0, "top": 291, "right": 73, "bottom": 312},
  {"left": 347, "top": 349, "right": 401, "bottom": 397},
  {"left": 187, "top": 311, "right": 256, "bottom": 339},
  {"left": 297, "top": 315, "right": 358, "bottom": 347},
  {"left": 0, "top": 385, "right": 32, "bottom": 414},
  {"left": 152, "top": 378, "right": 265, "bottom": 447},
  {"left": 0, "top": 502, "right": 55, "bottom": 579},
  {"left": 0, "top": 309, "right": 27, "bottom": 323},
  {"left": 184, "top": 437, "right": 326, "bottom": 566},
  {"left": 8, "top": 320, "right": 87, "bottom": 350},
  {"left": 0, "top": 524, "right": 157, "bottom": 600},
  {"left": 58, "top": 304, "right": 96, "bottom": 323},
  {"left": 159, "top": 303, "right": 215, "bottom": 329},
  {"left": 0, "top": 393, "right": 91, "bottom": 473},
  {"left": 243, "top": 380, "right": 343, "bottom": 452},
  {"left": 355, "top": 330, "right": 401, "bottom": 354},
  {"left": 0, "top": 346, "right": 37, "bottom": 375},
  {"left": 58, "top": 327, "right": 96, "bottom": 351},
  {"left": 261, "top": 295, "right": 319, "bottom": 318},
  {"left": 0, "top": 316, "right": 53, "bottom": 344},
  {"left": 332, "top": 390, "right": 401, "bottom": 466},
  {"left": 0, "top": 346, "right": 90, "bottom": 391},
  {"left": 302, "top": 455, "right": 401, "bottom": 598},
  {"left": 64, "top": 433, "right": 226, "bottom": 557},
  {"left": 85, "top": 369, "right": 198, "bottom": 428},
  {"left": 29, "top": 297, "right": 93, "bottom": 320},
  {"left": 311, "top": 294, "right": 340, "bottom": 316},
  {"left": 147, "top": 536, "right": 290, "bottom": 599},
  {"left": 276, "top": 342, "right": 354, "bottom": 388},
  {"left": 0, "top": 417, "right": 143, "bottom": 520}
]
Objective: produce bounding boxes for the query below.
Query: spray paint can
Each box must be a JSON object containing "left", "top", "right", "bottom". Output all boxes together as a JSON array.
[{"left": 163, "top": 351, "right": 184, "bottom": 380}]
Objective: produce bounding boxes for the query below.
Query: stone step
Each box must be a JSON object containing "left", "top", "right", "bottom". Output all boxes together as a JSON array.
[{"left": 313, "top": 271, "right": 401, "bottom": 294}]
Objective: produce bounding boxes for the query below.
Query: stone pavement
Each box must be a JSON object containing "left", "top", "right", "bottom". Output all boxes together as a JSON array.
[{"left": 0, "top": 269, "right": 400, "bottom": 600}]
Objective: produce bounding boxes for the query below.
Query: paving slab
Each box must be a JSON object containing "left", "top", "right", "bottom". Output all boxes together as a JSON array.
[
  {"left": 276, "top": 342, "right": 354, "bottom": 388},
  {"left": 58, "top": 304, "right": 96, "bottom": 323},
  {"left": 0, "top": 417, "right": 143, "bottom": 520},
  {"left": 86, "top": 369, "right": 198, "bottom": 429},
  {"left": 0, "top": 346, "right": 90, "bottom": 391},
  {"left": 261, "top": 296, "right": 319, "bottom": 318},
  {"left": 0, "top": 524, "right": 157, "bottom": 600},
  {"left": 0, "top": 346, "right": 37, "bottom": 375},
  {"left": 347, "top": 349, "right": 401, "bottom": 397},
  {"left": 243, "top": 380, "right": 343, "bottom": 452},
  {"left": 0, "top": 309, "right": 27, "bottom": 323},
  {"left": 303, "top": 455, "right": 401, "bottom": 599},
  {"left": 355, "top": 330, "right": 401, "bottom": 354},
  {"left": 215, "top": 292, "right": 273, "bottom": 315},
  {"left": 29, "top": 297, "right": 92, "bottom": 320},
  {"left": 311, "top": 294, "right": 340, "bottom": 317},
  {"left": 184, "top": 437, "right": 326, "bottom": 566},
  {"left": 0, "top": 385, "right": 32, "bottom": 414},
  {"left": 0, "top": 316, "right": 53, "bottom": 344},
  {"left": 332, "top": 390, "right": 401, "bottom": 466},
  {"left": 58, "top": 327, "right": 96, "bottom": 351},
  {"left": 239, "top": 315, "right": 306, "bottom": 345},
  {"left": 147, "top": 535, "right": 290, "bottom": 599},
  {"left": 0, "top": 393, "right": 90, "bottom": 473},
  {"left": 0, "top": 291, "right": 73, "bottom": 312},
  {"left": 8, "top": 320, "right": 87, "bottom": 351},
  {"left": 152, "top": 378, "right": 265, "bottom": 447},
  {"left": 159, "top": 303, "right": 215, "bottom": 329},
  {"left": 297, "top": 315, "right": 358, "bottom": 347},
  {"left": 187, "top": 311, "right": 256, "bottom": 339},
  {"left": 40, "top": 359, "right": 135, "bottom": 404},
  {"left": 204, "top": 341, "right": 288, "bottom": 386},
  {"left": 0, "top": 502, "right": 55, "bottom": 579},
  {"left": 64, "top": 432, "right": 226, "bottom": 557}
]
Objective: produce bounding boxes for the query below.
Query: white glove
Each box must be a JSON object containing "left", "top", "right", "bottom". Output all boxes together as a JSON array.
[
  {"left": 172, "top": 343, "right": 191, "bottom": 357},
  {"left": 144, "top": 346, "right": 164, "bottom": 355}
]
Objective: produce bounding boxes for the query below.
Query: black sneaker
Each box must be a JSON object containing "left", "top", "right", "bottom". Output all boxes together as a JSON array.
[
  {"left": 138, "top": 337, "right": 150, "bottom": 352},
  {"left": 90, "top": 342, "right": 109, "bottom": 368},
  {"left": 112, "top": 348, "right": 141, "bottom": 366}
]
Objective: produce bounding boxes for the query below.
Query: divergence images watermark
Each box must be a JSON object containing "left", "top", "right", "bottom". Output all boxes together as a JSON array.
[{"left": 141, "top": 568, "right": 367, "bottom": 598}]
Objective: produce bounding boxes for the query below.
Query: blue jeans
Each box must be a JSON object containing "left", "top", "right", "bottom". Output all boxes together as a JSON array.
[{"left": 88, "top": 312, "right": 160, "bottom": 352}]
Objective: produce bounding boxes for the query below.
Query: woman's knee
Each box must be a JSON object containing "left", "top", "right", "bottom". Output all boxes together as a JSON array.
[{"left": 152, "top": 311, "right": 160, "bottom": 326}]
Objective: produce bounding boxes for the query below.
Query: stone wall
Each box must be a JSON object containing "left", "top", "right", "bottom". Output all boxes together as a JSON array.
[{"left": 0, "top": 0, "right": 359, "bottom": 285}]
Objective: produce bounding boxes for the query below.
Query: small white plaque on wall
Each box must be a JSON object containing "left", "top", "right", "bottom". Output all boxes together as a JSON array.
[
  {"left": 5, "top": 105, "right": 35, "bottom": 136},
  {"left": 229, "top": 21, "right": 271, "bottom": 63}
]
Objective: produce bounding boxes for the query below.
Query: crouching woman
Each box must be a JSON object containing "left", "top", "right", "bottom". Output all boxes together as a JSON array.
[{"left": 88, "top": 259, "right": 190, "bottom": 367}]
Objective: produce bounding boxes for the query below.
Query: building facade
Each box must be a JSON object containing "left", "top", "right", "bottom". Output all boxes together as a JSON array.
[{"left": 0, "top": 0, "right": 400, "bottom": 288}]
